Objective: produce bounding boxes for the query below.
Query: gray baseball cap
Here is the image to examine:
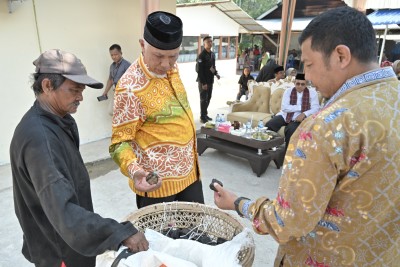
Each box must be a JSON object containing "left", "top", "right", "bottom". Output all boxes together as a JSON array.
[{"left": 33, "top": 49, "right": 103, "bottom": 89}]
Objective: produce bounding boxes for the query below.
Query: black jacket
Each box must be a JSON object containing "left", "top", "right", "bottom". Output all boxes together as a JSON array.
[
  {"left": 256, "top": 59, "right": 278, "bottom": 82},
  {"left": 196, "top": 49, "right": 218, "bottom": 84},
  {"left": 10, "top": 101, "right": 138, "bottom": 267}
]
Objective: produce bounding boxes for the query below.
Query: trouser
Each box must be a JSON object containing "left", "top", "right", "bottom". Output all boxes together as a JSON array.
[
  {"left": 108, "top": 86, "right": 115, "bottom": 116},
  {"left": 198, "top": 82, "right": 213, "bottom": 118},
  {"left": 236, "top": 88, "right": 248, "bottom": 101},
  {"left": 136, "top": 180, "right": 205, "bottom": 209},
  {"left": 265, "top": 115, "right": 301, "bottom": 151}
]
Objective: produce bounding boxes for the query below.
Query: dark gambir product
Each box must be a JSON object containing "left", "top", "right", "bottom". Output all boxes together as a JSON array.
[
  {"left": 209, "top": 178, "right": 223, "bottom": 192},
  {"left": 146, "top": 171, "right": 159, "bottom": 185}
]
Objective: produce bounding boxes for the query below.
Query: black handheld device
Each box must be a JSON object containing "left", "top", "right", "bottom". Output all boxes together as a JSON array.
[
  {"left": 97, "top": 95, "right": 108, "bottom": 101},
  {"left": 209, "top": 178, "right": 223, "bottom": 192}
]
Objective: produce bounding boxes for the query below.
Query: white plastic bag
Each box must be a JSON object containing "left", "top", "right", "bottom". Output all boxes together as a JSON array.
[{"left": 96, "top": 228, "right": 253, "bottom": 267}]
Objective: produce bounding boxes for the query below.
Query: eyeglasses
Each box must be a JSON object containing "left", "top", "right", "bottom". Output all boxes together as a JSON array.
[{"left": 295, "top": 82, "right": 306, "bottom": 86}]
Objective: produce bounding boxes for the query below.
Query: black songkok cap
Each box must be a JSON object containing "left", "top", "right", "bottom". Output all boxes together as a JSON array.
[
  {"left": 144, "top": 11, "right": 183, "bottom": 50},
  {"left": 295, "top": 73, "right": 305, "bottom": 80},
  {"left": 274, "top": 66, "right": 284, "bottom": 73}
]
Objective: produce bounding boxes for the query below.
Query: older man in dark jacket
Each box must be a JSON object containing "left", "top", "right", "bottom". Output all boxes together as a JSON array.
[{"left": 10, "top": 49, "right": 151, "bottom": 267}]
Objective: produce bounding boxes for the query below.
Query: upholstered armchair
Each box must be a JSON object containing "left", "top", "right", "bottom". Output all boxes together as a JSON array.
[
  {"left": 227, "top": 84, "right": 272, "bottom": 127},
  {"left": 227, "top": 81, "right": 291, "bottom": 128}
]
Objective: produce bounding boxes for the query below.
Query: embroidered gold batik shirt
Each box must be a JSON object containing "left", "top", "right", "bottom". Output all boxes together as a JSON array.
[
  {"left": 110, "top": 54, "right": 199, "bottom": 198},
  {"left": 240, "top": 67, "right": 400, "bottom": 266}
]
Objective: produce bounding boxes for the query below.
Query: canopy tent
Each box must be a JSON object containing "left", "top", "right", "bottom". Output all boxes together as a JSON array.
[{"left": 367, "top": 9, "right": 400, "bottom": 64}]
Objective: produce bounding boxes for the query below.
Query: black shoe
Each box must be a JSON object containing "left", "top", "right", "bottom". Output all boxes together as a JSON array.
[
  {"left": 200, "top": 117, "right": 208, "bottom": 123},
  {"left": 206, "top": 116, "right": 213, "bottom": 121}
]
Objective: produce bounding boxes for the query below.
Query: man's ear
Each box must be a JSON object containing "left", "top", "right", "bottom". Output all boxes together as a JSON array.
[
  {"left": 139, "top": 39, "right": 145, "bottom": 49},
  {"left": 334, "top": 45, "right": 351, "bottom": 68},
  {"left": 41, "top": 78, "right": 53, "bottom": 94}
]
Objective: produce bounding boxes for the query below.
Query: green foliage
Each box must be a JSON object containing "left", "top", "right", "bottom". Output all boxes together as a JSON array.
[
  {"left": 176, "top": 0, "right": 206, "bottom": 3},
  {"left": 233, "top": 0, "right": 278, "bottom": 19}
]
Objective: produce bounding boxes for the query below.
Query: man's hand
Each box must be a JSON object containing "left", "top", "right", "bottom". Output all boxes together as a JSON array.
[
  {"left": 122, "top": 232, "right": 149, "bottom": 252},
  {"left": 213, "top": 183, "right": 237, "bottom": 210},
  {"left": 216, "top": 74, "right": 221, "bottom": 80},
  {"left": 132, "top": 170, "right": 162, "bottom": 192},
  {"left": 295, "top": 113, "right": 306, "bottom": 122},
  {"left": 202, "top": 84, "right": 208, "bottom": 90}
]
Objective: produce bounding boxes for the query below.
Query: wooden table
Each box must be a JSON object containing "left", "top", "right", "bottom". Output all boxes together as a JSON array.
[{"left": 197, "top": 127, "right": 285, "bottom": 177}]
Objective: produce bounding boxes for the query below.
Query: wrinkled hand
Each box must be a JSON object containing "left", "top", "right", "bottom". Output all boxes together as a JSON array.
[
  {"left": 213, "top": 183, "right": 237, "bottom": 210},
  {"left": 202, "top": 84, "right": 208, "bottom": 90},
  {"left": 122, "top": 232, "right": 149, "bottom": 252},
  {"left": 132, "top": 170, "right": 162, "bottom": 192},
  {"left": 295, "top": 113, "right": 306, "bottom": 122}
]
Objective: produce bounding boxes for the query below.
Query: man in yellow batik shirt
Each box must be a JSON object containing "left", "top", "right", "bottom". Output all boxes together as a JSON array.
[
  {"left": 213, "top": 7, "right": 400, "bottom": 267},
  {"left": 110, "top": 11, "right": 204, "bottom": 209}
]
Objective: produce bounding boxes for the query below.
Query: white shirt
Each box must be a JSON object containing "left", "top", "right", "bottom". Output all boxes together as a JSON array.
[{"left": 277, "top": 87, "right": 320, "bottom": 121}]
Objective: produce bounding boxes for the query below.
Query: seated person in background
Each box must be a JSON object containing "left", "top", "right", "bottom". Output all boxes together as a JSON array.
[
  {"left": 284, "top": 67, "right": 297, "bottom": 82},
  {"left": 265, "top": 73, "right": 320, "bottom": 151},
  {"left": 380, "top": 54, "right": 392, "bottom": 67},
  {"left": 267, "top": 65, "right": 285, "bottom": 83},
  {"left": 392, "top": 59, "right": 400, "bottom": 79},
  {"left": 236, "top": 66, "right": 254, "bottom": 101}
]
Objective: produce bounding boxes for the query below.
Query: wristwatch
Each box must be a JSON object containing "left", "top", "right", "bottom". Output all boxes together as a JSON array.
[{"left": 234, "top": 197, "right": 250, "bottom": 217}]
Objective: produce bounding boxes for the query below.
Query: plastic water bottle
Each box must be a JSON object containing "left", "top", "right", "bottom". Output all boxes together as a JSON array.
[
  {"left": 245, "top": 119, "right": 252, "bottom": 137},
  {"left": 215, "top": 114, "right": 221, "bottom": 129},
  {"left": 245, "top": 119, "right": 251, "bottom": 129},
  {"left": 258, "top": 120, "right": 264, "bottom": 130},
  {"left": 221, "top": 114, "right": 226, "bottom": 123}
]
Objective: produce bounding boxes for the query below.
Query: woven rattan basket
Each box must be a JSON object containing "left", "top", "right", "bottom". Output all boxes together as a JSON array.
[{"left": 125, "top": 201, "right": 255, "bottom": 267}]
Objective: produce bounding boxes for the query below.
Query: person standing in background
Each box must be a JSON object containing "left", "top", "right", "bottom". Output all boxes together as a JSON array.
[
  {"left": 213, "top": 7, "right": 400, "bottom": 266},
  {"left": 236, "top": 66, "right": 254, "bottom": 101},
  {"left": 101, "top": 44, "right": 131, "bottom": 115},
  {"left": 110, "top": 11, "right": 204, "bottom": 209},
  {"left": 196, "top": 36, "right": 220, "bottom": 123}
]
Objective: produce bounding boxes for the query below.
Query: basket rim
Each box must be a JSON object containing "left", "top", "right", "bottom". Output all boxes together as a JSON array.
[
  {"left": 124, "top": 201, "right": 244, "bottom": 230},
  {"left": 124, "top": 201, "right": 255, "bottom": 267}
]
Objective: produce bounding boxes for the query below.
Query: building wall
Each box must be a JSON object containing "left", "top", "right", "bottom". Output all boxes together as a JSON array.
[
  {"left": 0, "top": 0, "right": 176, "bottom": 164},
  {"left": 177, "top": 6, "right": 240, "bottom": 36}
]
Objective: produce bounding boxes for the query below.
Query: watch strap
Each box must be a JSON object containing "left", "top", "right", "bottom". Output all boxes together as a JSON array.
[{"left": 234, "top": 197, "right": 250, "bottom": 217}]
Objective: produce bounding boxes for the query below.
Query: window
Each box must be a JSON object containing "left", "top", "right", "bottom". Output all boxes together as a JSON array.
[{"left": 178, "top": 36, "right": 199, "bottom": 63}]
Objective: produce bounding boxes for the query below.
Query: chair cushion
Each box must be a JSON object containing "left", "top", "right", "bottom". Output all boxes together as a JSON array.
[
  {"left": 270, "top": 88, "right": 285, "bottom": 115},
  {"left": 231, "top": 85, "right": 271, "bottom": 113}
]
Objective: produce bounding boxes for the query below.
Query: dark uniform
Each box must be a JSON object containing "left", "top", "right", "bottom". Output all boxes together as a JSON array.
[{"left": 196, "top": 49, "right": 219, "bottom": 121}]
